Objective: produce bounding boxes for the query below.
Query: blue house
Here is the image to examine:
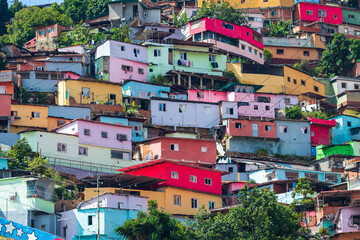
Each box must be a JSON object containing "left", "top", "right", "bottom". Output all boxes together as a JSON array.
[
  {"left": 330, "top": 115, "right": 360, "bottom": 144},
  {"left": 122, "top": 80, "right": 171, "bottom": 99},
  {"left": 94, "top": 115, "right": 147, "bottom": 142},
  {"left": 249, "top": 168, "right": 342, "bottom": 184}
]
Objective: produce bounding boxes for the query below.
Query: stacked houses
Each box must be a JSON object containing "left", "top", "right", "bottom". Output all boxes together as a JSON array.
[{"left": 1, "top": 0, "right": 360, "bottom": 239}]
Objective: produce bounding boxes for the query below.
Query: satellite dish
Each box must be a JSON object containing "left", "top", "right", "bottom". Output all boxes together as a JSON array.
[{"left": 154, "top": 155, "right": 159, "bottom": 160}]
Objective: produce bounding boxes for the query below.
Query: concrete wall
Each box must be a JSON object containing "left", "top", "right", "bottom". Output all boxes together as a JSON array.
[
  {"left": 46, "top": 61, "right": 84, "bottom": 76},
  {"left": 335, "top": 207, "right": 360, "bottom": 233},
  {"left": 48, "top": 105, "right": 90, "bottom": 119},
  {"left": 151, "top": 99, "right": 220, "bottom": 128},
  {"left": 20, "top": 71, "right": 60, "bottom": 92},
  {"left": 215, "top": 163, "right": 239, "bottom": 181},
  {"left": 227, "top": 136, "right": 280, "bottom": 154}
]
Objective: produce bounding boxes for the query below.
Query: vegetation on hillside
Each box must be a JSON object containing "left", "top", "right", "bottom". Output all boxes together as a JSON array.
[{"left": 265, "top": 20, "right": 292, "bottom": 37}]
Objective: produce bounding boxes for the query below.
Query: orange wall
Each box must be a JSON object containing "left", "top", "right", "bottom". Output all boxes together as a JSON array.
[
  {"left": 47, "top": 117, "right": 72, "bottom": 131},
  {"left": 266, "top": 46, "right": 319, "bottom": 61},
  {"left": 227, "top": 119, "right": 277, "bottom": 138},
  {"left": 0, "top": 82, "right": 14, "bottom": 99}
]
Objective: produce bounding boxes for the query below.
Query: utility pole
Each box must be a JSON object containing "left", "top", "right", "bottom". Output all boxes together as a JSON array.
[{"left": 97, "top": 173, "right": 100, "bottom": 240}]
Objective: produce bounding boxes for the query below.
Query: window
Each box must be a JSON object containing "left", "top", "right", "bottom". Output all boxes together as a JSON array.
[
  {"left": 277, "top": 49, "right": 284, "bottom": 55},
  {"left": 48, "top": 27, "right": 55, "bottom": 33},
  {"left": 0, "top": 86, "right": 6, "bottom": 94},
  {"left": 117, "top": 134, "right": 127, "bottom": 141},
  {"left": 226, "top": 108, "right": 234, "bottom": 115},
  {"left": 39, "top": 29, "right": 45, "bottom": 36},
  {"left": 284, "top": 98, "right": 290, "bottom": 104},
  {"left": 31, "top": 112, "right": 41, "bottom": 118},
  {"left": 248, "top": 47, "right": 252, "bottom": 53},
  {"left": 201, "top": 147, "right": 207, "bottom": 152},
  {"left": 136, "top": 205, "right": 142, "bottom": 211},
  {"left": 134, "top": 48, "right": 140, "bottom": 57},
  {"left": 179, "top": 104, "right": 187, "bottom": 113},
  {"left": 209, "top": 201, "right": 216, "bottom": 210},
  {"left": 341, "top": 82, "right": 347, "bottom": 88},
  {"left": 334, "top": 15, "right": 337, "bottom": 19},
  {"left": 303, "top": 51, "right": 309, "bottom": 57},
  {"left": 209, "top": 54, "right": 216, "bottom": 62},
  {"left": 174, "top": 195, "right": 181, "bottom": 206},
  {"left": 241, "top": 44, "right": 246, "bottom": 50},
  {"left": 271, "top": 10, "right": 276, "bottom": 16},
  {"left": 265, "top": 125, "right": 272, "bottom": 131},
  {"left": 121, "top": 65, "right": 133, "bottom": 72},
  {"left": 293, "top": 79, "right": 297, "bottom": 84},
  {"left": 356, "top": 31, "right": 360, "bottom": 36},
  {"left": 101, "top": 131, "right": 108, "bottom": 138},
  {"left": 241, "top": 0, "right": 245, "bottom": 3},
  {"left": 306, "top": 10, "right": 313, "bottom": 15},
  {"left": 57, "top": 143, "right": 67, "bottom": 152},
  {"left": 355, "top": 84, "right": 359, "bottom": 90},
  {"left": 311, "top": 131, "right": 315, "bottom": 137},
  {"left": 238, "top": 102, "right": 249, "bottom": 106},
  {"left": 222, "top": 22, "right": 234, "bottom": 30},
  {"left": 246, "top": 32, "right": 249, "bottom": 36},
  {"left": 88, "top": 216, "right": 94, "bottom": 225},
  {"left": 108, "top": 94, "right": 116, "bottom": 101},
  {"left": 35, "top": 67, "right": 44, "bottom": 71},
  {"left": 180, "top": 52, "right": 187, "bottom": 60},
  {"left": 254, "top": 105, "right": 258, "bottom": 110},
  {"left": 279, "top": 125, "right": 287, "bottom": 133},
  {"left": 159, "top": 103, "right": 166, "bottom": 111},
  {"left": 170, "top": 144, "right": 179, "bottom": 151},
  {"left": 84, "top": 129, "right": 90, "bottom": 136},
  {"left": 190, "top": 175, "right": 197, "bottom": 183},
  {"left": 287, "top": 76, "right": 291, "bottom": 82},
  {"left": 254, "top": 49, "right": 258, "bottom": 55},
  {"left": 82, "top": 87, "right": 90, "bottom": 97},
  {"left": 265, "top": 106, "right": 270, "bottom": 110},
  {"left": 138, "top": 68, "right": 144, "bottom": 74},
  {"left": 301, "top": 80, "right": 306, "bottom": 86},
  {"left": 111, "top": 150, "right": 130, "bottom": 160},
  {"left": 352, "top": 215, "right": 360, "bottom": 225},
  {"left": 11, "top": 111, "right": 18, "bottom": 117},
  {"left": 345, "top": 28, "right": 349, "bottom": 34},
  {"left": 133, "top": 125, "right": 142, "bottom": 131},
  {"left": 118, "top": 202, "right": 124, "bottom": 209},
  {"left": 205, "top": 178, "right": 212, "bottom": 185},
  {"left": 235, "top": 123, "right": 242, "bottom": 128},
  {"left": 258, "top": 96, "right": 271, "bottom": 103},
  {"left": 348, "top": 121, "right": 352, "bottom": 127},
  {"left": 318, "top": 10, "right": 326, "bottom": 17},
  {"left": 154, "top": 49, "right": 161, "bottom": 57},
  {"left": 171, "top": 171, "right": 179, "bottom": 179},
  {"left": 228, "top": 167, "right": 233, "bottom": 173},
  {"left": 260, "top": 53, "right": 263, "bottom": 58},
  {"left": 79, "top": 146, "right": 88, "bottom": 156},
  {"left": 203, "top": 106, "right": 211, "bottom": 115},
  {"left": 191, "top": 198, "right": 198, "bottom": 209},
  {"left": 348, "top": 14, "right": 355, "bottom": 19},
  {"left": 314, "top": 86, "right": 319, "bottom": 92},
  {"left": 119, "top": 45, "right": 125, "bottom": 51},
  {"left": 300, "top": 127, "right": 308, "bottom": 134}
]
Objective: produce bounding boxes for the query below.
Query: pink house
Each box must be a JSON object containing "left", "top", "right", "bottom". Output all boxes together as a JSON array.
[
  {"left": 136, "top": 137, "right": 217, "bottom": 166},
  {"left": 0, "top": 94, "right": 11, "bottom": 117},
  {"left": 55, "top": 119, "right": 133, "bottom": 151},
  {"left": 188, "top": 17, "right": 264, "bottom": 64},
  {"left": 294, "top": 2, "right": 343, "bottom": 26},
  {"left": 109, "top": 57, "right": 148, "bottom": 83},
  {"left": 118, "top": 159, "right": 225, "bottom": 195},
  {"left": 187, "top": 89, "right": 227, "bottom": 103}
]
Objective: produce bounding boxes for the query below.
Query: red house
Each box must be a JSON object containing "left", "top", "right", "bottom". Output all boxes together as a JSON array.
[
  {"left": 0, "top": 70, "right": 21, "bottom": 101},
  {"left": 117, "top": 159, "right": 226, "bottom": 195},
  {"left": 309, "top": 117, "right": 336, "bottom": 146},
  {"left": 136, "top": 137, "right": 217, "bottom": 166},
  {"left": 294, "top": 2, "right": 343, "bottom": 26}
]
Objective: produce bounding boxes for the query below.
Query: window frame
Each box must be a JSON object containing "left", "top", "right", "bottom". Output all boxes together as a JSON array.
[
  {"left": 171, "top": 171, "right": 179, "bottom": 179},
  {"left": 205, "top": 178, "right": 212, "bottom": 186},
  {"left": 170, "top": 143, "right": 179, "bottom": 151},
  {"left": 190, "top": 175, "right": 197, "bottom": 183}
]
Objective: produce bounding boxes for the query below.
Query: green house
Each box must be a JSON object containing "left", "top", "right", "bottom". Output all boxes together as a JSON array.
[
  {"left": 342, "top": 8, "right": 360, "bottom": 26},
  {"left": 316, "top": 140, "right": 360, "bottom": 160}
]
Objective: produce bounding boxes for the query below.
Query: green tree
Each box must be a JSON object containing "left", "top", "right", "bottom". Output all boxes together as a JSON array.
[
  {"left": 122, "top": 103, "right": 141, "bottom": 116},
  {"left": 7, "top": 138, "right": 34, "bottom": 169},
  {"left": 115, "top": 200, "right": 192, "bottom": 240},
  {"left": 110, "top": 25, "right": 132, "bottom": 43},
  {"left": 58, "top": 23, "right": 90, "bottom": 47},
  {"left": 197, "top": 1, "right": 248, "bottom": 26},
  {"left": 27, "top": 154, "right": 54, "bottom": 178},
  {"left": 86, "top": 0, "right": 109, "bottom": 20},
  {"left": 5, "top": 4, "right": 73, "bottom": 46},
  {"left": 263, "top": 48, "right": 273, "bottom": 65},
  {"left": 293, "top": 59, "right": 315, "bottom": 76},
  {"left": 319, "top": 34, "right": 360, "bottom": 77},
  {"left": 62, "top": 0, "right": 87, "bottom": 23},
  {"left": 285, "top": 105, "right": 303, "bottom": 120},
  {"left": 291, "top": 178, "right": 315, "bottom": 230},
  {"left": 8, "top": 0, "right": 25, "bottom": 19},
  {"left": 266, "top": 20, "right": 292, "bottom": 37},
  {"left": 0, "top": 0, "right": 9, "bottom": 35},
  {"left": 191, "top": 182, "right": 302, "bottom": 240}
]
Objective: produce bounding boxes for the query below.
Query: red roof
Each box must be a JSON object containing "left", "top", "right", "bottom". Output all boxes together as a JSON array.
[
  {"left": 117, "top": 159, "right": 228, "bottom": 175},
  {"left": 309, "top": 117, "right": 336, "bottom": 127}
]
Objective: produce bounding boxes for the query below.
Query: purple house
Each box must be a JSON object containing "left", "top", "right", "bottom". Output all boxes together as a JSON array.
[
  {"left": 333, "top": 206, "right": 360, "bottom": 234},
  {"left": 94, "top": 40, "right": 148, "bottom": 83},
  {"left": 55, "top": 119, "right": 133, "bottom": 151}
]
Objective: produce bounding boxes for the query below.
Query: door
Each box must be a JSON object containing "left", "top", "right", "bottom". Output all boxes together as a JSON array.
[
  {"left": 168, "top": 49, "right": 173, "bottom": 65},
  {"left": 133, "top": 5, "right": 138, "bottom": 18},
  {"left": 252, "top": 123, "right": 258, "bottom": 137}
]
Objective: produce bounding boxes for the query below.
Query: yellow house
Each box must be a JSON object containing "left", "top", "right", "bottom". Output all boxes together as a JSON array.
[
  {"left": 227, "top": 63, "right": 325, "bottom": 98},
  {"left": 47, "top": 117, "right": 72, "bottom": 131},
  {"left": 57, "top": 78, "right": 123, "bottom": 106},
  {"left": 198, "top": 0, "right": 293, "bottom": 9},
  {"left": 84, "top": 186, "right": 222, "bottom": 216},
  {"left": 10, "top": 104, "right": 48, "bottom": 133}
]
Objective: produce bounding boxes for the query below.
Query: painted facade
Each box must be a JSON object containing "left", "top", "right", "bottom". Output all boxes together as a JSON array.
[
  {"left": 94, "top": 40, "right": 148, "bottom": 82},
  {"left": 150, "top": 98, "right": 220, "bottom": 128},
  {"left": 316, "top": 140, "right": 360, "bottom": 160},
  {"left": 10, "top": 104, "right": 48, "bottom": 133},
  {"left": 35, "top": 24, "right": 68, "bottom": 51},
  {"left": 198, "top": 0, "right": 293, "bottom": 9},
  {"left": 136, "top": 137, "right": 217, "bottom": 164},
  {"left": 309, "top": 117, "right": 336, "bottom": 146},
  {"left": 122, "top": 80, "right": 170, "bottom": 98},
  {"left": 18, "top": 71, "right": 65, "bottom": 92},
  {"left": 330, "top": 115, "right": 360, "bottom": 145},
  {"left": 224, "top": 119, "right": 277, "bottom": 139},
  {"left": 294, "top": 2, "right": 343, "bottom": 26},
  {"left": 0, "top": 177, "right": 56, "bottom": 235},
  {"left": 249, "top": 168, "right": 341, "bottom": 184},
  {"left": 57, "top": 78, "right": 123, "bottom": 106},
  {"left": 118, "top": 160, "right": 224, "bottom": 195},
  {"left": 342, "top": 8, "right": 360, "bottom": 26},
  {"left": 145, "top": 40, "right": 227, "bottom": 79},
  {"left": 0, "top": 70, "right": 20, "bottom": 101},
  {"left": 188, "top": 18, "right": 264, "bottom": 64},
  {"left": 333, "top": 207, "right": 360, "bottom": 234}
]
